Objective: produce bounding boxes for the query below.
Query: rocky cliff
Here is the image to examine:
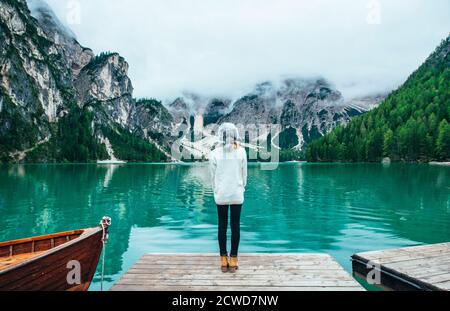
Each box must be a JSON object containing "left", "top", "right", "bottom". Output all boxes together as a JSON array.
[
  {"left": 168, "top": 79, "right": 384, "bottom": 156},
  {"left": 0, "top": 0, "right": 70, "bottom": 160},
  {"left": 0, "top": 0, "right": 170, "bottom": 162},
  {"left": 74, "top": 52, "right": 134, "bottom": 126},
  {"left": 27, "top": 0, "right": 93, "bottom": 78},
  {"left": 0, "top": 0, "right": 383, "bottom": 163}
]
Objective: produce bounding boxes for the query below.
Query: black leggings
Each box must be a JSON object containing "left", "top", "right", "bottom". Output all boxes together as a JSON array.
[{"left": 217, "top": 204, "right": 242, "bottom": 257}]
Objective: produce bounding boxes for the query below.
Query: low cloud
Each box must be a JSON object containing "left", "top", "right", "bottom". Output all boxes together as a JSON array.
[
  {"left": 39, "top": 0, "right": 450, "bottom": 101},
  {"left": 28, "top": 0, "right": 76, "bottom": 39}
]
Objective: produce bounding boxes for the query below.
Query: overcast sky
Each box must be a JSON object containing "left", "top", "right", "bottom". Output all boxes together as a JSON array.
[{"left": 40, "top": 0, "right": 449, "bottom": 101}]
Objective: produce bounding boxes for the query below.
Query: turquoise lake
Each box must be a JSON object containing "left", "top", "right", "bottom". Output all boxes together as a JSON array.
[{"left": 0, "top": 163, "right": 449, "bottom": 290}]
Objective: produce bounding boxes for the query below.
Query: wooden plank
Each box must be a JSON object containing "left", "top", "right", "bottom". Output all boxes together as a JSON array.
[
  {"left": 140, "top": 253, "right": 331, "bottom": 257},
  {"left": 117, "top": 279, "right": 360, "bottom": 287},
  {"left": 0, "top": 230, "right": 84, "bottom": 248},
  {"left": 123, "top": 270, "right": 351, "bottom": 277},
  {"left": 352, "top": 242, "right": 450, "bottom": 291},
  {"left": 419, "top": 273, "right": 450, "bottom": 284},
  {"left": 119, "top": 274, "right": 353, "bottom": 282},
  {"left": 137, "top": 255, "right": 334, "bottom": 263},
  {"left": 112, "top": 253, "right": 363, "bottom": 291},
  {"left": 433, "top": 280, "right": 450, "bottom": 290},
  {"left": 133, "top": 261, "right": 339, "bottom": 267},
  {"left": 359, "top": 244, "right": 450, "bottom": 260},
  {"left": 111, "top": 285, "right": 365, "bottom": 291},
  {"left": 388, "top": 258, "right": 450, "bottom": 272},
  {"left": 129, "top": 265, "right": 343, "bottom": 272},
  {"left": 399, "top": 267, "right": 450, "bottom": 280},
  {"left": 0, "top": 251, "right": 46, "bottom": 272},
  {"left": 360, "top": 250, "right": 450, "bottom": 265}
]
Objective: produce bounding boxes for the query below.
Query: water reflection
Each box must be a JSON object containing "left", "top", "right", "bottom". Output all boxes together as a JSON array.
[{"left": 0, "top": 163, "right": 449, "bottom": 290}]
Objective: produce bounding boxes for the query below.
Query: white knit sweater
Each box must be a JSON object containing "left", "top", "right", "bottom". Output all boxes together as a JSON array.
[{"left": 209, "top": 145, "right": 248, "bottom": 205}]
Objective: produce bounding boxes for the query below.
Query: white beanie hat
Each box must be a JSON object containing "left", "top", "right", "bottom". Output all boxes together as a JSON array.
[{"left": 217, "top": 123, "right": 240, "bottom": 145}]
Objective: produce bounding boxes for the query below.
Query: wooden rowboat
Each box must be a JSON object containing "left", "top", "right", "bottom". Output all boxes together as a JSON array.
[{"left": 0, "top": 218, "right": 110, "bottom": 291}]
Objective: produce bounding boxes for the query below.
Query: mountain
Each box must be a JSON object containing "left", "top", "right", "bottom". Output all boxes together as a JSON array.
[
  {"left": 27, "top": 0, "right": 93, "bottom": 77},
  {"left": 168, "top": 79, "right": 384, "bottom": 160},
  {"left": 0, "top": 0, "right": 383, "bottom": 163},
  {"left": 0, "top": 0, "right": 170, "bottom": 163},
  {"left": 221, "top": 79, "right": 382, "bottom": 149},
  {"left": 306, "top": 35, "right": 450, "bottom": 162},
  {"left": 1, "top": 0, "right": 73, "bottom": 161},
  {"left": 130, "top": 98, "right": 174, "bottom": 148}
]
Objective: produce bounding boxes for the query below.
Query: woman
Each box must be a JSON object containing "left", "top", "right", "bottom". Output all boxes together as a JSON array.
[{"left": 209, "top": 123, "right": 247, "bottom": 273}]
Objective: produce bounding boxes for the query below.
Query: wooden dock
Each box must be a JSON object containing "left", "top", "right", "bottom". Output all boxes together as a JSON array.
[
  {"left": 352, "top": 242, "right": 450, "bottom": 291},
  {"left": 111, "top": 253, "right": 364, "bottom": 291}
]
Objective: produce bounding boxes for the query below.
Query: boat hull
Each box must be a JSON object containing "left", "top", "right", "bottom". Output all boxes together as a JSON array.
[{"left": 0, "top": 228, "right": 104, "bottom": 291}]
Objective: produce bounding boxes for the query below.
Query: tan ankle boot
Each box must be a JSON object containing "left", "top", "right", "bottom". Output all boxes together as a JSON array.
[
  {"left": 220, "top": 256, "right": 229, "bottom": 273},
  {"left": 229, "top": 256, "right": 238, "bottom": 273}
]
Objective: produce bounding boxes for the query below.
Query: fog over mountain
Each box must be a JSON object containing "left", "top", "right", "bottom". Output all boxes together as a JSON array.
[
  {"left": 30, "top": 0, "right": 450, "bottom": 101},
  {"left": 2, "top": 0, "right": 448, "bottom": 163}
]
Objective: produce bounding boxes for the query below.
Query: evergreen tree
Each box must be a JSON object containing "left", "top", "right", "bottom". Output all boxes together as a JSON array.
[
  {"left": 383, "top": 129, "right": 395, "bottom": 158},
  {"left": 436, "top": 119, "right": 450, "bottom": 160},
  {"left": 306, "top": 36, "right": 450, "bottom": 163}
]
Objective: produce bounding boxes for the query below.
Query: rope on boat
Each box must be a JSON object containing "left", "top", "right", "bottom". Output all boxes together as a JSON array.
[{"left": 100, "top": 216, "right": 111, "bottom": 291}]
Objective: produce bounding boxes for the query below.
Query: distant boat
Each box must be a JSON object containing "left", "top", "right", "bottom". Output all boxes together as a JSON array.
[
  {"left": 0, "top": 218, "right": 110, "bottom": 291},
  {"left": 97, "top": 159, "right": 127, "bottom": 164},
  {"left": 429, "top": 162, "right": 450, "bottom": 167},
  {"left": 382, "top": 157, "right": 391, "bottom": 166}
]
